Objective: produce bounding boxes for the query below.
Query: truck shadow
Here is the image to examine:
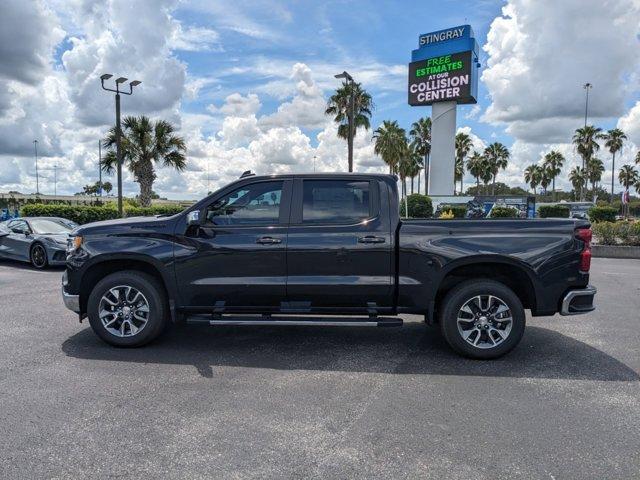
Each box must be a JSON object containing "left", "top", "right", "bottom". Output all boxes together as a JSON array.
[{"left": 61, "top": 323, "right": 639, "bottom": 381}]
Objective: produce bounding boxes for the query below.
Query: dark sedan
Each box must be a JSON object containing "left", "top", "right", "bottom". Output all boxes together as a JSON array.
[{"left": 0, "top": 217, "right": 77, "bottom": 268}]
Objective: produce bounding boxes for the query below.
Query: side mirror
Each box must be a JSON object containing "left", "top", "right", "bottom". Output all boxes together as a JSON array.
[{"left": 186, "top": 210, "right": 201, "bottom": 226}]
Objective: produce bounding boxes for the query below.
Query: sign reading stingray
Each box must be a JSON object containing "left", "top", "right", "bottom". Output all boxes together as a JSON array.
[
  {"left": 408, "top": 25, "right": 479, "bottom": 106},
  {"left": 408, "top": 51, "right": 473, "bottom": 105}
]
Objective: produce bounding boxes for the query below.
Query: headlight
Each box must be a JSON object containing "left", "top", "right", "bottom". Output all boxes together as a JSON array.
[{"left": 67, "top": 235, "right": 83, "bottom": 252}]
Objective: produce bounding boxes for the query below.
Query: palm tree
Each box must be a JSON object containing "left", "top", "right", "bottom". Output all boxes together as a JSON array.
[
  {"left": 483, "top": 142, "right": 510, "bottom": 195},
  {"left": 619, "top": 164, "right": 639, "bottom": 190},
  {"left": 102, "top": 115, "right": 186, "bottom": 207},
  {"left": 409, "top": 117, "right": 431, "bottom": 194},
  {"left": 587, "top": 157, "right": 604, "bottom": 195},
  {"left": 569, "top": 166, "right": 586, "bottom": 201},
  {"left": 402, "top": 145, "right": 422, "bottom": 196},
  {"left": 373, "top": 120, "right": 406, "bottom": 174},
  {"left": 467, "top": 151, "right": 485, "bottom": 192},
  {"left": 542, "top": 150, "right": 564, "bottom": 200},
  {"left": 636, "top": 151, "right": 640, "bottom": 166},
  {"left": 454, "top": 132, "right": 473, "bottom": 195},
  {"left": 572, "top": 125, "right": 603, "bottom": 200},
  {"left": 539, "top": 165, "right": 551, "bottom": 196},
  {"left": 325, "top": 82, "right": 373, "bottom": 172},
  {"left": 601, "top": 129, "right": 626, "bottom": 202},
  {"left": 523, "top": 164, "right": 541, "bottom": 194},
  {"left": 479, "top": 156, "right": 494, "bottom": 195}
]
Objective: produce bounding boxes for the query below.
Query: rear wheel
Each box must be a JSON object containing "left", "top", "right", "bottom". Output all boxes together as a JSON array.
[
  {"left": 30, "top": 243, "right": 48, "bottom": 269},
  {"left": 439, "top": 280, "right": 525, "bottom": 359},
  {"left": 87, "top": 271, "right": 168, "bottom": 347}
]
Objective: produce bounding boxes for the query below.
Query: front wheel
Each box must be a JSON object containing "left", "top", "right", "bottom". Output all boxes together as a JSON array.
[
  {"left": 87, "top": 271, "right": 168, "bottom": 347},
  {"left": 30, "top": 243, "right": 48, "bottom": 269},
  {"left": 439, "top": 280, "right": 525, "bottom": 359}
]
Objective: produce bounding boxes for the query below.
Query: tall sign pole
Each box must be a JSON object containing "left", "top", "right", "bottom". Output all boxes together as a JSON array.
[{"left": 408, "top": 25, "right": 480, "bottom": 196}]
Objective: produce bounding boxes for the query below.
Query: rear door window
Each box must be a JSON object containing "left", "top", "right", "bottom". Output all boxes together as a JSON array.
[{"left": 302, "top": 180, "right": 372, "bottom": 225}]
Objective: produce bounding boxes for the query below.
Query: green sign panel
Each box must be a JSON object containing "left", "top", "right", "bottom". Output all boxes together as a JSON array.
[{"left": 408, "top": 51, "right": 474, "bottom": 106}]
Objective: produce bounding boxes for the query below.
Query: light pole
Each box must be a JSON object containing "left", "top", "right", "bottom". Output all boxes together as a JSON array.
[
  {"left": 313, "top": 155, "right": 317, "bottom": 172},
  {"left": 100, "top": 74, "right": 141, "bottom": 217},
  {"left": 583, "top": 82, "right": 592, "bottom": 127},
  {"left": 33, "top": 140, "right": 39, "bottom": 195},
  {"left": 98, "top": 140, "right": 103, "bottom": 197},
  {"left": 334, "top": 71, "right": 355, "bottom": 172}
]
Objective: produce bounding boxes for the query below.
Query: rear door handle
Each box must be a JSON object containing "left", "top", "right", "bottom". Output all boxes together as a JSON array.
[
  {"left": 358, "top": 236, "right": 386, "bottom": 244},
  {"left": 256, "top": 236, "right": 282, "bottom": 245}
]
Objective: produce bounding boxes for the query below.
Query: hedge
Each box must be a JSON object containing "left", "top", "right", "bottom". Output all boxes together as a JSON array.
[
  {"left": 400, "top": 194, "right": 433, "bottom": 218},
  {"left": 592, "top": 221, "right": 640, "bottom": 246},
  {"left": 538, "top": 204, "right": 570, "bottom": 218},
  {"left": 490, "top": 206, "right": 519, "bottom": 218},
  {"left": 588, "top": 206, "right": 617, "bottom": 223},
  {"left": 21, "top": 203, "right": 185, "bottom": 225}
]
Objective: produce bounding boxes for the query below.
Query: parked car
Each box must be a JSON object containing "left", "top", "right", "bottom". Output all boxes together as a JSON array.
[
  {"left": 0, "top": 217, "right": 75, "bottom": 268},
  {"left": 62, "top": 173, "right": 596, "bottom": 359}
]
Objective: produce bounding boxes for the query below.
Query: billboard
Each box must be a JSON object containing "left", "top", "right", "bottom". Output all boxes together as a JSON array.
[
  {"left": 409, "top": 25, "right": 479, "bottom": 106},
  {"left": 408, "top": 51, "right": 474, "bottom": 106}
]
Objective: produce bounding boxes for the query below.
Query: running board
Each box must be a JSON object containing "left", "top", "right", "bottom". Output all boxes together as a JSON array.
[{"left": 186, "top": 315, "right": 403, "bottom": 328}]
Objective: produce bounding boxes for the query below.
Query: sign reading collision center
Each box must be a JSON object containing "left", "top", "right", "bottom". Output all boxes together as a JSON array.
[
  {"left": 408, "top": 51, "right": 472, "bottom": 105},
  {"left": 408, "top": 25, "right": 479, "bottom": 106}
]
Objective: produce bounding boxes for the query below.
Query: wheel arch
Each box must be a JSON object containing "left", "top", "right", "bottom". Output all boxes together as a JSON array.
[
  {"left": 78, "top": 254, "right": 174, "bottom": 320},
  {"left": 431, "top": 256, "right": 538, "bottom": 322}
]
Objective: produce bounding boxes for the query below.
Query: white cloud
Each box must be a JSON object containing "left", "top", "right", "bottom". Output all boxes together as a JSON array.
[
  {"left": 259, "top": 63, "right": 328, "bottom": 130},
  {"left": 482, "top": 0, "right": 640, "bottom": 143},
  {"left": 618, "top": 101, "right": 640, "bottom": 148},
  {"left": 169, "top": 24, "right": 222, "bottom": 52}
]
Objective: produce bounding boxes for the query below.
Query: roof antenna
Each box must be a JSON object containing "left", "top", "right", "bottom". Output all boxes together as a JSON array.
[{"left": 240, "top": 170, "right": 255, "bottom": 179}]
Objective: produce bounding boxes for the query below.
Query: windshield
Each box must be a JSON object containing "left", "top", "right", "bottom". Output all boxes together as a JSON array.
[{"left": 29, "top": 219, "right": 72, "bottom": 234}]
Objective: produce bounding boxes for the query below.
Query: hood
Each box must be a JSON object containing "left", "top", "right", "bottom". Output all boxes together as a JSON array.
[
  {"left": 34, "top": 232, "right": 70, "bottom": 244},
  {"left": 76, "top": 214, "right": 179, "bottom": 236}
]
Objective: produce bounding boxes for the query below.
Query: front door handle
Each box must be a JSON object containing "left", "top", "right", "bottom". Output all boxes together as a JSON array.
[
  {"left": 256, "top": 236, "right": 282, "bottom": 245},
  {"left": 358, "top": 236, "right": 386, "bottom": 244}
]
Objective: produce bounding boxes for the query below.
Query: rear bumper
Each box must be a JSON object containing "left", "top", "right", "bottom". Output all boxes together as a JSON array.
[{"left": 560, "top": 285, "right": 596, "bottom": 315}]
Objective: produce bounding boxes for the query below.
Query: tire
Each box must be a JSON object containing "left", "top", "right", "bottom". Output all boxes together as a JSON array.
[
  {"left": 87, "top": 271, "right": 168, "bottom": 347},
  {"left": 30, "top": 243, "right": 48, "bottom": 269},
  {"left": 439, "top": 279, "right": 525, "bottom": 359}
]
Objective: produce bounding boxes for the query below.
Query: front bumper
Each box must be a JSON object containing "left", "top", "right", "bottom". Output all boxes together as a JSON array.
[
  {"left": 45, "top": 245, "right": 68, "bottom": 265},
  {"left": 560, "top": 285, "right": 597, "bottom": 315},
  {"left": 61, "top": 272, "right": 80, "bottom": 313}
]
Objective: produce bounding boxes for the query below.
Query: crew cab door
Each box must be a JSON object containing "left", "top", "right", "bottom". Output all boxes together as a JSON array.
[
  {"left": 285, "top": 178, "right": 393, "bottom": 311},
  {"left": 174, "top": 179, "right": 292, "bottom": 310}
]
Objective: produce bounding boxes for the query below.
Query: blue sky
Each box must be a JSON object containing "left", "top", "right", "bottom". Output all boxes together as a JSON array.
[
  {"left": 1, "top": 0, "right": 640, "bottom": 198},
  {"left": 174, "top": 0, "right": 504, "bottom": 143}
]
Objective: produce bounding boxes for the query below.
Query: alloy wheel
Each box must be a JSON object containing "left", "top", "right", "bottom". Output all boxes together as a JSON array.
[
  {"left": 98, "top": 285, "right": 150, "bottom": 337},
  {"left": 456, "top": 295, "right": 513, "bottom": 349},
  {"left": 31, "top": 245, "right": 47, "bottom": 268}
]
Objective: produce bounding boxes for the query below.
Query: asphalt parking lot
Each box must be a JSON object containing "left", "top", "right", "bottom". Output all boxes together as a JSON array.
[{"left": 1, "top": 258, "right": 639, "bottom": 479}]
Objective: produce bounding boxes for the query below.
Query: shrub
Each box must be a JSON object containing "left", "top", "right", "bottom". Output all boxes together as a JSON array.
[
  {"left": 439, "top": 210, "right": 455, "bottom": 220},
  {"left": 400, "top": 194, "right": 433, "bottom": 218},
  {"left": 592, "top": 222, "right": 617, "bottom": 245},
  {"left": 538, "top": 204, "right": 570, "bottom": 218},
  {"left": 490, "top": 206, "right": 519, "bottom": 218},
  {"left": 592, "top": 221, "right": 640, "bottom": 246},
  {"left": 439, "top": 204, "right": 467, "bottom": 218},
  {"left": 588, "top": 206, "right": 617, "bottom": 223},
  {"left": 21, "top": 204, "right": 119, "bottom": 224},
  {"left": 21, "top": 203, "right": 185, "bottom": 224}
]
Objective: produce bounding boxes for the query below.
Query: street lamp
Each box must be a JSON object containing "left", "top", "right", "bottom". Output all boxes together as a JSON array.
[
  {"left": 583, "top": 82, "right": 592, "bottom": 127},
  {"left": 100, "top": 73, "right": 141, "bottom": 217},
  {"left": 334, "top": 71, "right": 355, "bottom": 172}
]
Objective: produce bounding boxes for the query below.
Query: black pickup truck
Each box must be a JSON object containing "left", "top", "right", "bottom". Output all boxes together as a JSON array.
[{"left": 62, "top": 173, "right": 596, "bottom": 359}]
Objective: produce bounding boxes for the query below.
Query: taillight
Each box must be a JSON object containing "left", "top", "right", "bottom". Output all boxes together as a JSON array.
[{"left": 576, "top": 228, "right": 592, "bottom": 273}]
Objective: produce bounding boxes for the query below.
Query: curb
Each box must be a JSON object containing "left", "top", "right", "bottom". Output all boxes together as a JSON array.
[{"left": 592, "top": 245, "right": 640, "bottom": 259}]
